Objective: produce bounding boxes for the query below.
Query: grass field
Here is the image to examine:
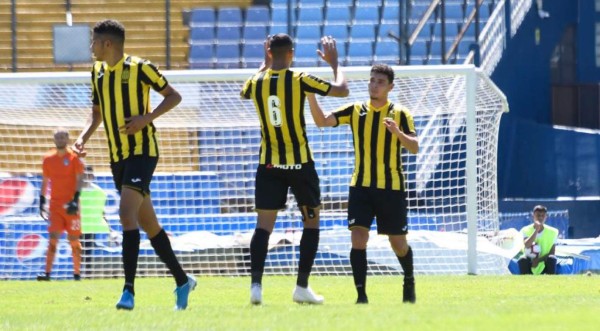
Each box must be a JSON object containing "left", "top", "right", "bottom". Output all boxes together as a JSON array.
[{"left": 1, "top": 275, "right": 598, "bottom": 330}]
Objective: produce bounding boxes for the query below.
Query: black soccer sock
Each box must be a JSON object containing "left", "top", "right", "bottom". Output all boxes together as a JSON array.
[
  {"left": 150, "top": 229, "right": 188, "bottom": 287},
  {"left": 250, "top": 228, "right": 271, "bottom": 285},
  {"left": 397, "top": 246, "right": 414, "bottom": 279},
  {"left": 350, "top": 248, "right": 368, "bottom": 298},
  {"left": 297, "top": 228, "right": 319, "bottom": 287},
  {"left": 122, "top": 229, "right": 140, "bottom": 295}
]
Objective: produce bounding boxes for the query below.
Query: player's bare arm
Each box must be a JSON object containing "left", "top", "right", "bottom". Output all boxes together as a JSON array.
[
  {"left": 73, "top": 105, "right": 103, "bottom": 156},
  {"left": 257, "top": 36, "right": 272, "bottom": 73},
  {"left": 383, "top": 118, "right": 419, "bottom": 154},
  {"left": 317, "top": 36, "right": 349, "bottom": 97},
  {"left": 119, "top": 85, "right": 181, "bottom": 135},
  {"left": 306, "top": 93, "right": 337, "bottom": 128}
]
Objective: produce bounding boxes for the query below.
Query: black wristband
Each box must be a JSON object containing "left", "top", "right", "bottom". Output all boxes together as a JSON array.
[
  {"left": 39, "top": 195, "right": 46, "bottom": 205},
  {"left": 73, "top": 191, "right": 80, "bottom": 201}
]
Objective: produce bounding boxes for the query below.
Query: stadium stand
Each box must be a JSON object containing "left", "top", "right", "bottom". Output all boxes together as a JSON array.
[
  {"left": 1, "top": 0, "right": 502, "bottom": 72},
  {"left": 189, "top": 43, "right": 214, "bottom": 69},
  {"left": 350, "top": 23, "right": 377, "bottom": 42},
  {"left": 346, "top": 40, "right": 374, "bottom": 66},
  {"left": 374, "top": 39, "right": 401, "bottom": 65},
  {"left": 184, "top": 0, "right": 500, "bottom": 69},
  {"left": 1, "top": 0, "right": 252, "bottom": 72},
  {"left": 323, "top": 24, "right": 350, "bottom": 43},
  {"left": 241, "top": 42, "right": 264, "bottom": 68},
  {"left": 189, "top": 26, "right": 215, "bottom": 44},
  {"left": 216, "top": 26, "right": 242, "bottom": 44},
  {"left": 297, "top": 7, "right": 324, "bottom": 24},
  {"left": 293, "top": 42, "right": 320, "bottom": 67},
  {"left": 295, "top": 24, "right": 322, "bottom": 41},
  {"left": 244, "top": 5, "right": 270, "bottom": 26},
  {"left": 324, "top": 6, "right": 352, "bottom": 25},
  {"left": 214, "top": 43, "right": 241, "bottom": 69},
  {"left": 216, "top": 7, "right": 243, "bottom": 27},
  {"left": 242, "top": 25, "right": 268, "bottom": 43},
  {"left": 190, "top": 7, "right": 216, "bottom": 26}
]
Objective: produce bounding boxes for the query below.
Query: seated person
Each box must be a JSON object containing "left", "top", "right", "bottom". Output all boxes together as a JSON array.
[{"left": 517, "top": 205, "right": 558, "bottom": 275}]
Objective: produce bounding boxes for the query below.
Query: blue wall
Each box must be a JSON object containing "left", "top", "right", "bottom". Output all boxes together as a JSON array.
[
  {"left": 577, "top": 0, "right": 600, "bottom": 83},
  {"left": 492, "top": 1, "right": 600, "bottom": 238}
]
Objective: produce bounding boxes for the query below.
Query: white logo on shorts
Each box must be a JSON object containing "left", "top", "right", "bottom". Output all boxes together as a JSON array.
[
  {"left": 348, "top": 219, "right": 355, "bottom": 225},
  {"left": 131, "top": 178, "right": 142, "bottom": 183}
]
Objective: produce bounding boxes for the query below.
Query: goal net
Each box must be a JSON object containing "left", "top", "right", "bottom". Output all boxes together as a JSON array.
[{"left": 0, "top": 65, "right": 509, "bottom": 279}]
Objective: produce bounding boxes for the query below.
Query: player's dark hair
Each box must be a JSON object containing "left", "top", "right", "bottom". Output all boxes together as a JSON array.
[
  {"left": 269, "top": 33, "right": 293, "bottom": 58},
  {"left": 93, "top": 19, "right": 125, "bottom": 44},
  {"left": 371, "top": 63, "right": 395, "bottom": 83}
]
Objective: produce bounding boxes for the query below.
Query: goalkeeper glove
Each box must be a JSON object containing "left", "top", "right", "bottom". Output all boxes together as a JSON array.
[
  {"left": 65, "top": 191, "right": 80, "bottom": 215},
  {"left": 39, "top": 195, "right": 48, "bottom": 221}
]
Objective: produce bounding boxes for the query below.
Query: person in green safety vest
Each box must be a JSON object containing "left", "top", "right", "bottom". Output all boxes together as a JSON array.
[
  {"left": 517, "top": 205, "right": 558, "bottom": 275},
  {"left": 80, "top": 165, "right": 110, "bottom": 276}
]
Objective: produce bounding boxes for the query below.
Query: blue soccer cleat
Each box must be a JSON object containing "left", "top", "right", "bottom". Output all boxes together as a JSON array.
[
  {"left": 174, "top": 274, "right": 197, "bottom": 310},
  {"left": 116, "top": 289, "right": 134, "bottom": 310}
]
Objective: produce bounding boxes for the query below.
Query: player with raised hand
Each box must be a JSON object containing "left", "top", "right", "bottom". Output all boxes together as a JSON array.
[
  {"left": 73, "top": 19, "right": 195, "bottom": 311},
  {"left": 241, "top": 34, "right": 349, "bottom": 305},
  {"left": 38, "top": 128, "right": 84, "bottom": 281},
  {"left": 306, "top": 63, "right": 418, "bottom": 304}
]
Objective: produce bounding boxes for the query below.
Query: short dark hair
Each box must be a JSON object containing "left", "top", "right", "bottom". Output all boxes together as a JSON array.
[
  {"left": 93, "top": 19, "right": 125, "bottom": 44},
  {"left": 269, "top": 33, "right": 293, "bottom": 57},
  {"left": 371, "top": 63, "right": 395, "bottom": 83},
  {"left": 533, "top": 205, "right": 547, "bottom": 213}
]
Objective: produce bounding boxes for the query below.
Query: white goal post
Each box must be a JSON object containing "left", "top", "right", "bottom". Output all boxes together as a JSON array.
[{"left": 0, "top": 65, "right": 509, "bottom": 279}]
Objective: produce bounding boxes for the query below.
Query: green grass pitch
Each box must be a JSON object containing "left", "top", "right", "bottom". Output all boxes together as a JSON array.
[{"left": 1, "top": 275, "right": 598, "bottom": 330}]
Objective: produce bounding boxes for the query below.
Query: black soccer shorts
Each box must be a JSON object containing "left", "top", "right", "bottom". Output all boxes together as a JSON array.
[
  {"left": 254, "top": 161, "right": 321, "bottom": 211},
  {"left": 110, "top": 155, "right": 158, "bottom": 196},
  {"left": 347, "top": 186, "right": 409, "bottom": 235}
]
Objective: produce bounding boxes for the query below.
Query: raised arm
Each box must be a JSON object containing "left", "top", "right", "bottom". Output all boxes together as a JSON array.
[
  {"left": 318, "top": 36, "right": 349, "bottom": 97},
  {"left": 257, "top": 36, "right": 272, "bottom": 73},
  {"left": 306, "top": 93, "right": 338, "bottom": 128}
]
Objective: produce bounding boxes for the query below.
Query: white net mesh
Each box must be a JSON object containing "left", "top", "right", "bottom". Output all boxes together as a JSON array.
[{"left": 0, "top": 65, "right": 509, "bottom": 279}]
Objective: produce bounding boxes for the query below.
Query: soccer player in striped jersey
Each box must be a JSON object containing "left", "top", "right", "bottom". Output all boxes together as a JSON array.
[
  {"left": 306, "top": 63, "right": 419, "bottom": 304},
  {"left": 241, "top": 34, "right": 349, "bottom": 305},
  {"left": 72, "top": 19, "right": 195, "bottom": 311},
  {"left": 37, "top": 129, "right": 85, "bottom": 281}
]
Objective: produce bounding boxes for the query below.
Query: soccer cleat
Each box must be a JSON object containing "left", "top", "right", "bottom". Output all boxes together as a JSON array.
[
  {"left": 36, "top": 273, "right": 50, "bottom": 281},
  {"left": 403, "top": 278, "right": 416, "bottom": 304},
  {"left": 73, "top": 274, "right": 81, "bottom": 281},
  {"left": 250, "top": 283, "right": 262, "bottom": 305},
  {"left": 356, "top": 295, "right": 369, "bottom": 304},
  {"left": 174, "top": 274, "right": 197, "bottom": 310},
  {"left": 292, "top": 285, "right": 324, "bottom": 305},
  {"left": 116, "top": 289, "right": 135, "bottom": 310}
]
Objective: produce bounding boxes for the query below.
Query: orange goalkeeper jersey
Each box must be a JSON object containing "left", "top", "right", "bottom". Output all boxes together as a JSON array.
[{"left": 42, "top": 148, "right": 84, "bottom": 203}]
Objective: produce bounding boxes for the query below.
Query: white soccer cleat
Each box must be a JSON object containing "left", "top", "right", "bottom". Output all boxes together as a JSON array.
[
  {"left": 292, "top": 285, "right": 324, "bottom": 305},
  {"left": 250, "top": 283, "right": 262, "bottom": 305}
]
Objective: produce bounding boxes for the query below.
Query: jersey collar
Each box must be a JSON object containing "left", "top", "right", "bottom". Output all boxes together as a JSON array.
[
  {"left": 367, "top": 100, "right": 391, "bottom": 112},
  {"left": 105, "top": 54, "right": 127, "bottom": 71}
]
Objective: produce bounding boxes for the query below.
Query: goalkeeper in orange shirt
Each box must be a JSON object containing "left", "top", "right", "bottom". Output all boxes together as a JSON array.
[{"left": 37, "top": 128, "right": 85, "bottom": 281}]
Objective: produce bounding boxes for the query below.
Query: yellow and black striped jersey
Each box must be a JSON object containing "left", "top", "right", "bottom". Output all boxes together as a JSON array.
[
  {"left": 91, "top": 54, "right": 168, "bottom": 163},
  {"left": 241, "top": 68, "right": 331, "bottom": 165},
  {"left": 333, "top": 100, "right": 416, "bottom": 191}
]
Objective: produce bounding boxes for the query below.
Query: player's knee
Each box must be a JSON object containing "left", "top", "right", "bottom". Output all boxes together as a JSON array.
[
  {"left": 351, "top": 229, "right": 369, "bottom": 249},
  {"left": 390, "top": 238, "right": 409, "bottom": 256},
  {"left": 48, "top": 238, "right": 59, "bottom": 253},
  {"left": 69, "top": 240, "right": 82, "bottom": 254}
]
